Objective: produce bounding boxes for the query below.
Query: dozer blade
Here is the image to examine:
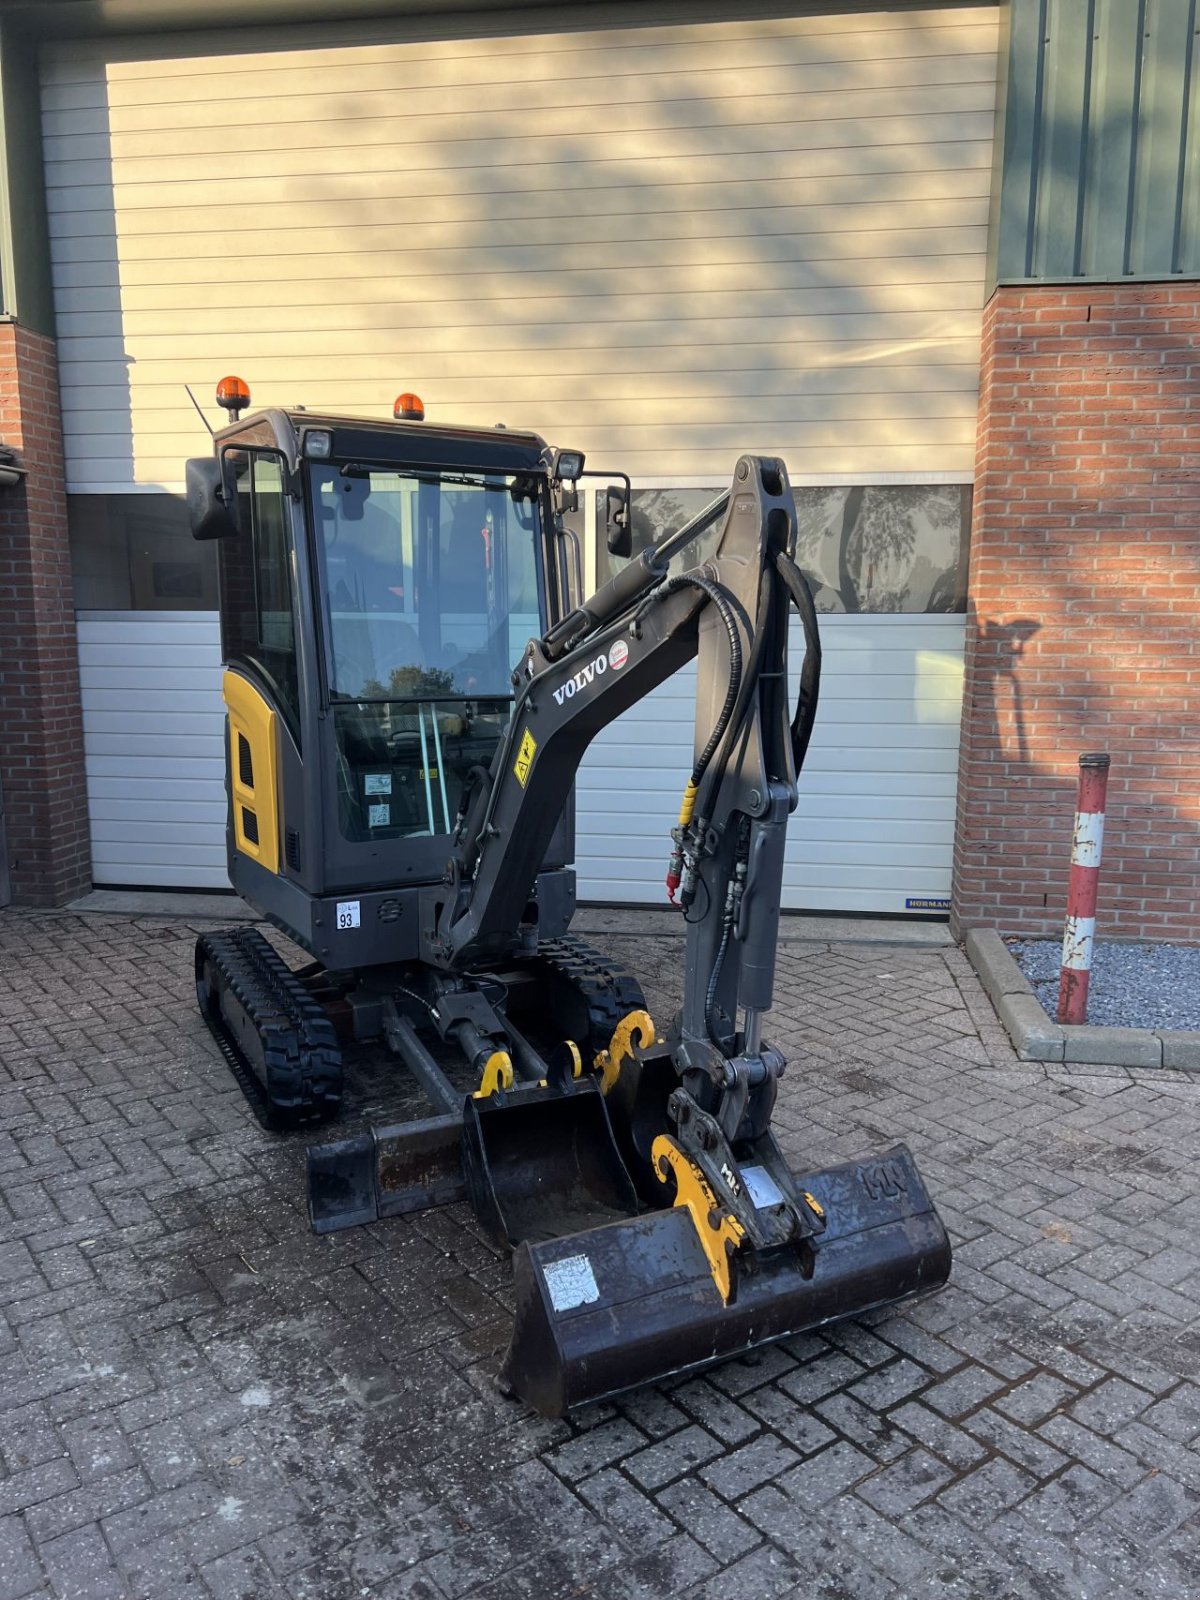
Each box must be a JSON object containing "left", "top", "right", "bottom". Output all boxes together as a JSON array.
[
  {"left": 308, "top": 1112, "right": 467, "bottom": 1233},
  {"left": 500, "top": 1142, "right": 951, "bottom": 1418}
]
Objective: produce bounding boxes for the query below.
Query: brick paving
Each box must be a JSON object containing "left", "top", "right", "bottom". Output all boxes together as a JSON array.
[{"left": 2, "top": 908, "right": 1199, "bottom": 1599}]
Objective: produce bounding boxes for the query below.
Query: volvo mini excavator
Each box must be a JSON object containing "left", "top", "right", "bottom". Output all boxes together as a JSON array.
[{"left": 187, "top": 377, "right": 951, "bottom": 1417}]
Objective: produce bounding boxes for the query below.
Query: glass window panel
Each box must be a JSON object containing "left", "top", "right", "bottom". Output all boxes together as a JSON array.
[
  {"left": 596, "top": 484, "right": 971, "bottom": 614},
  {"left": 310, "top": 466, "right": 543, "bottom": 700},
  {"left": 220, "top": 450, "right": 301, "bottom": 738},
  {"left": 332, "top": 698, "right": 511, "bottom": 843},
  {"left": 68, "top": 494, "right": 217, "bottom": 611},
  {"left": 792, "top": 484, "right": 971, "bottom": 614},
  {"left": 309, "top": 465, "right": 544, "bottom": 842}
]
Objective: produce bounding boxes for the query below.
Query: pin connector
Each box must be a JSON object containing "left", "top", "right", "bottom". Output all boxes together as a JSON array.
[{"left": 666, "top": 845, "right": 683, "bottom": 902}]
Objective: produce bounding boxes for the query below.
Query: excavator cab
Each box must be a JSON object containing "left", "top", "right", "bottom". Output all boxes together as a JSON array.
[
  {"left": 188, "top": 380, "right": 951, "bottom": 1417},
  {"left": 187, "top": 389, "right": 585, "bottom": 972}
]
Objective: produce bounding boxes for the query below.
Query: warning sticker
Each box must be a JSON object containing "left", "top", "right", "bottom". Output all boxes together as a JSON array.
[
  {"left": 364, "top": 773, "right": 392, "bottom": 796},
  {"left": 368, "top": 803, "right": 391, "bottom": 828},
  {"left": 513, "top": 727, "right": 537, "bottom": 788},
  {"left": 543, "top": 1253, "right": 600, "bottom": 1314}
]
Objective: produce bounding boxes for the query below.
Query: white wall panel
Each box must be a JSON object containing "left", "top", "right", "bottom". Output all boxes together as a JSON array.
[
  {"left": 76, "top": 613, "right": 230, "bottom": 887},
  {"left": 576, "top": 614, "right": 965, "bottom": 914},
  {"left": 42, "top": 6, "right": 997, "bottom": 490}
]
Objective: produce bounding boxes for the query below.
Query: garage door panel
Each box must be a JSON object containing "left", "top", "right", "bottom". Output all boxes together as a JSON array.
[
  {"left": 59, "top": 253, "right": 988, "bottom": 317},
  {"left": 66, "top": 206, "right": 991, "bottom": 263},
  {"left": 76, "top": 615, "right": 229, "bottom": 886},
  {"left": 61, "top": 358, "right": 985, "bottom": 423},
  {"left": 54, "top": 307, "right": 984, "bottom": 360},
  {"left": 60, "top": 50, "right": 997, "bottom": 138},
  {"left": 50, "top": 159, "right": 992, "bottom": 229},
  {"left": 577, "top": 615, "right": 963, "bottom": 911},
  {"left": 89, "top": 851, "right": 227, "bottom": 876},
  {"left": 85, "top": 761, "right": 225, "bottom": 787},
  {"left": 72, "top": 392, "right": 981, "bottom": 442},
  {"left": 87, "top": 796, "right": 226, "bottom": 824},
  {"left": 61, "top": 228, "right": 990, "bottom": 291},
  {"left": 89, "top": 816, "right": 229, "bottom": 842},
  {"left": 83, "top": 711, "right": 225, "bottom": 738},
  {"left": 73, "top": 17, "right": 995, "bottom": 106},
  {"left": 67, "top": 103, "right": 996, "bottom": 186},
  {"left": 90, "top": 74, "right": 998, "bottom": 159},
  {"left": 84, "top": 732, "right": 224, "bottom": 759},
  {"left": 81, "top": 688, "right": 224, "bottom": 715},
  {"left": 75, "top": 642, "right": 224, "bottom": 669}
]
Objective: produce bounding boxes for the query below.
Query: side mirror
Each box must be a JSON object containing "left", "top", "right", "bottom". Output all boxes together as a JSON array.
[
  {"left": 187, "top": 456, "right": 239, "bottom": 540},
  {"left": 605, "top": 483, "right": 632, "bottom": 559}
]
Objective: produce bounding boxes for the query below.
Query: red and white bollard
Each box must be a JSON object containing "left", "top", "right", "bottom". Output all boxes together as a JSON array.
[{"left": 1057, "top": 753, "right": 1111, "bottom": 1025}]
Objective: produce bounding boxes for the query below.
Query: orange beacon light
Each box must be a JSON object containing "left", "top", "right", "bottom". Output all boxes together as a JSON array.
[{"left": 216, "top": 375, "right": 251, "bottom": 419}]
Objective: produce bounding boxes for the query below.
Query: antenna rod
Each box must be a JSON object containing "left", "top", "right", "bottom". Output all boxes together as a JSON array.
[{"left": 185, "top": 383, "right": 214, "bottom": 437}]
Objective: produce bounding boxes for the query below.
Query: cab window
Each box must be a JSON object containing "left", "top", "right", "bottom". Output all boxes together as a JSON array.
[{"left": 218, "top": 450, "right": 302, "bottom": 741}]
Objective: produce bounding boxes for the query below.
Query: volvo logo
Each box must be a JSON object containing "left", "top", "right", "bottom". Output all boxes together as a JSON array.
[{"left": 553, "top": 651, "right": 608, "bottom": 706}]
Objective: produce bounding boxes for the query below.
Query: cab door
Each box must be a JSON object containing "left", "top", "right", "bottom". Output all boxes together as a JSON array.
[{"left": 217, "top": 449, "right": 307, "bottom": 883}]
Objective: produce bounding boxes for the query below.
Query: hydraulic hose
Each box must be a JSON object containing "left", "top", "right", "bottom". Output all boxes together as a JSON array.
[
  {"left": 704, "top": 564, "right": 774, "bottom": 799},
  {"left": 774, "top": 551, "right": 822, "bottom": 775},
  {"left": 657, "top": 571, "right": 743, "bottom": 827},
  {"left": 705, "top": 918, "right": 732, "bottom": 1044}
]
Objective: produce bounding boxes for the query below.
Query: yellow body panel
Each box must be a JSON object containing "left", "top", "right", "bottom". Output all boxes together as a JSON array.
[{"left": 223, "top": 670, "right": 280, "bottom": 875}]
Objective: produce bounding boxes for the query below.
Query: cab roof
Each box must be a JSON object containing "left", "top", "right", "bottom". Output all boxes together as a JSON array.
[{"left": 216, "top": 406, "right": 551, "bottom": 474}]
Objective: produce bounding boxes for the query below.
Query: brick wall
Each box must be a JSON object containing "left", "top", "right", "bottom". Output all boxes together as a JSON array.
[
  {"left": 0, "top": 319, "right": 91, "bottom": 905},
  {"left": 953, "top": 283, "right": 1200, "bottom": 942}
]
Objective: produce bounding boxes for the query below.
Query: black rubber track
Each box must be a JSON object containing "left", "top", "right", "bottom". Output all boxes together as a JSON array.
[
  {"left": 195, "top": 927, "right": 342, "bottom": 1132},
  {"left": 509, "top": 934, "right": 648, "bottom": 1058}
]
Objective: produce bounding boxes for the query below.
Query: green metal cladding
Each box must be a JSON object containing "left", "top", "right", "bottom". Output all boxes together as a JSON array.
[{"left": 994, "top": 0, "right": 1200, "bottom": 281}]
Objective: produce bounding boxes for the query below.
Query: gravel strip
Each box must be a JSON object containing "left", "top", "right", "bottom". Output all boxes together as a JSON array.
[{"left": 1009, "top": 938, "right": 1200, "bottom": 1031}]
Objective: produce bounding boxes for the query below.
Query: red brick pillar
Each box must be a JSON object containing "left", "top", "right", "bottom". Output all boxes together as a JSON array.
[
  {"left": 953, "top": 284, "right": 1200, "bottom": 943},
  {"left": 0, "top": 318, "right": 91, "bottom": 905}
]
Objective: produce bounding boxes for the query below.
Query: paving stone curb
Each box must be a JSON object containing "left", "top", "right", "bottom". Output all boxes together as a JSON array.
[{"left": 965, "top": 928, "right": 1200, "bottom": 1071}]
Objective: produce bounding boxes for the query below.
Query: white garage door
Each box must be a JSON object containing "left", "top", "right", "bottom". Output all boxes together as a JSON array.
[
  {"left": 44, "top": 4, "right": 996, "bottom": 899},
  {"left": 577, "top": 613, "right": 965, "bottom": 914},
  {"left": 75, "top": 612, "right": 228, "bottom": 888}
]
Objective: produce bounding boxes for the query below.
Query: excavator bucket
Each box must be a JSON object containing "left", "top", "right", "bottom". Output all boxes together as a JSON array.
[
  {"left": 463, "top": 1080, "right": 640, "bottom": 1247},
  {"left": 307, "top": 1080, "right": 641, "bottom": 1243},
  {"left": 499, "top": 1143, "right": 951, "bottom": 1418}
]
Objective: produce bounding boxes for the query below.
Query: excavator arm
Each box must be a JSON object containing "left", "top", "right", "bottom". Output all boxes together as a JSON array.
[{"left": 432, "top": 456, "right": 824, "bottom": 1214}]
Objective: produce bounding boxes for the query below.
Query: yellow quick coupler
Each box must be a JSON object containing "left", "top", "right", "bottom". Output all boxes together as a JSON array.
[
  {"left": 473, "top": 1050, "right": 514, "bottom": 1099},
  {"left": 594, "top": 1010, "right": 656, "bottom": 1096},
  {"left": 652, "top": 1134, "right": 746, "bottom": 1303}
]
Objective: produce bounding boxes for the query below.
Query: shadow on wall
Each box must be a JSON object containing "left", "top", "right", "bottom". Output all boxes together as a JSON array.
[{"left": 969, "top": 617, "right": 1040, "bottom": 765}]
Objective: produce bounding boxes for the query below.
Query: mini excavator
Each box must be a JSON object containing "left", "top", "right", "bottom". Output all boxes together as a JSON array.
[{"left": 187, "top": 378, "right": 950, "bottom": 1417}]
